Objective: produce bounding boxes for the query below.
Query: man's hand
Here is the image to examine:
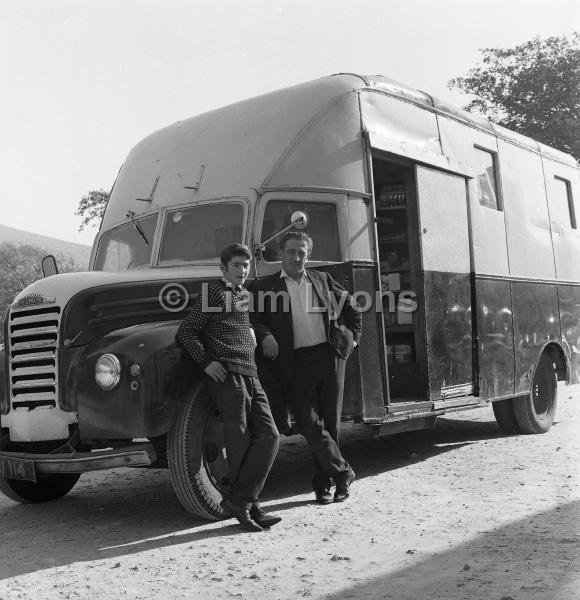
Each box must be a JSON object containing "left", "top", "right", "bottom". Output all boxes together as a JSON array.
[
  {"left": 262, "top": 334, "right": 279, "bottom": 359},
  {"left": 205, "top": 361, "right": 228, "bottom": 383}
]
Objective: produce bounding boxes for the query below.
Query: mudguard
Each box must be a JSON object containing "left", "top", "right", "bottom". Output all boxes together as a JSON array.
[{"left": 75, "top": 320, "right": 204, "bottom": 439}]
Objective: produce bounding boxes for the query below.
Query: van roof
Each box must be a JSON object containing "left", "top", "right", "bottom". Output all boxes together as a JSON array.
[
  {"left": 101, "top": 73, "right": 578, "bottom": 231},
  {"left": 355, "top": 73, "right": 576, "bottom": 165}
]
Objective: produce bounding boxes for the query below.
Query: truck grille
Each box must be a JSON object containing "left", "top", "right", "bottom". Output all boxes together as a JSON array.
[{"left": 8, "top": 304, "right": 61, "bottom": 410}]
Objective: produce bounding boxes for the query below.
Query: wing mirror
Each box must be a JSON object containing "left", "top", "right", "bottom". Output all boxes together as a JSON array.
[
  {"left": 290, "top": 211, "right": 308, "bottom": 230},
  {"left": 41, "top": 255, "right": 59, "bottom": 278},
  {"left": 254, "top": 211, "right": 309, "bottom": 258}
]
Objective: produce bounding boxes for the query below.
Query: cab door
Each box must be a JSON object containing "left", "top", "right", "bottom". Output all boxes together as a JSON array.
[{"left": 415, "top": 165, "right": 474, "bottom": 400}]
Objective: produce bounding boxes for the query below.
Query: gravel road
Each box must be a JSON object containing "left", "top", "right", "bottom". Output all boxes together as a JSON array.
[{"left": 1, "top": 384, "right": 578, "bottom": 600}]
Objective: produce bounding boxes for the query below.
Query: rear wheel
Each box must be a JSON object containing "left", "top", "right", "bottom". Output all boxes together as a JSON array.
[
  {"left": 492, "top": 398, "right": 520, "bottom": 434},
  {"left": 513, "top": 353, "right": 558, "bottom": 434},
  {"left": 167, "top": 382, "right": 228, "bottom": 520},
  {"left": 0, "top": 473, "right": 80, "bottom": 503}
]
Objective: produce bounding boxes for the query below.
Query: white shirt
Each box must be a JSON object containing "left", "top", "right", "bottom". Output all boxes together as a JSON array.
[{"left": 281, "top": 270, "right": 327, "bottom": 349}]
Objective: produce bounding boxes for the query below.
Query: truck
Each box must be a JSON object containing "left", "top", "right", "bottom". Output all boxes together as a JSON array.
[{"left": 1, "top": 73, "right": 579, "bottom": 519}]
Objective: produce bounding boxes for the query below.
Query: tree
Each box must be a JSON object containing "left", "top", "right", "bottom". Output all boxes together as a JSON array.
[
  {"left": 76, "top": 189, "right": 110, "bottom": 231},
  {"left": 0, "top": 243, "right": 79, "bottom": 345},
  {"left": 449, "top": 33, "right": 580, "bottom": 160}
]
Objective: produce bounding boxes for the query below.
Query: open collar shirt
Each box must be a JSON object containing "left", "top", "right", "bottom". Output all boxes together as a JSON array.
[{"left": 280, "top": 269, "right": 327, "bottom": 349}]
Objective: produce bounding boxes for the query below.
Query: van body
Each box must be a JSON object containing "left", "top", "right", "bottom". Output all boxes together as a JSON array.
[{"left": 1, "top": 74, "right": 579, "bottom": 517}]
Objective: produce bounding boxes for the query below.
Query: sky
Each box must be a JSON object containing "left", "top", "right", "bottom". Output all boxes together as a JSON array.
[{"left": 1, "top": 0, "right": 578, "bottom": 247}]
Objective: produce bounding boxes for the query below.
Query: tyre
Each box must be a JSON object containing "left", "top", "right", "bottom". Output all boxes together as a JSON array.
[
  {"left": 167, "top": 381, "right": 228, "bottom": 520},
  {"left": 492, "top": 398, "right": 520, "bottom": 434},
  {"left": 513, "top": 353, "right": 558, "bottom": 434},
  {"left": 0, "top": 473, "right": 80, "bottom": 503}
]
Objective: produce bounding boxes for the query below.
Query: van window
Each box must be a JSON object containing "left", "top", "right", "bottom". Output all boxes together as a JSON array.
[
  {"left": 94, "top": 213, "right": 158, "bottom": 271},
  {"left": 473, "top": 147, "right": 500, "bottom": 210},
  {"left": 159, "top": 203, "right": 244, "bottom": 264},
  {"left": 261, "top": 200, "right": 340, "bottom": 262},
  {"left": 552, "top": 177, "right": 576, "bottom": 228}
]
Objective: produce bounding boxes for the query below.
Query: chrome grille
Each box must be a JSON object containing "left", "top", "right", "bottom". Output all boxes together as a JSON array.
[{"left": 8, "top": 305, "right": 61, "bottom": 410}]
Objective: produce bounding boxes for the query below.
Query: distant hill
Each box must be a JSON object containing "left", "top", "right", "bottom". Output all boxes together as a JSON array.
[{"left": 0, "top": 223, "right": 92, "bottom": 269}]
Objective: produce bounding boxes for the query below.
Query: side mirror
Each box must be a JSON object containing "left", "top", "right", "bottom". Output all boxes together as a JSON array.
[
  {"left": 41, "top": 255, "right": 59, "bottom": 278},
  {"left": 290, "top": 211, "right": 308, "bottom": 230},
  {"left": 254, "top": 211, "right": 309, "bottom": 258}
]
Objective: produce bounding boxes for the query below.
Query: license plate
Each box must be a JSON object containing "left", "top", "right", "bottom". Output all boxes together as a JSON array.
[{"left": 0, "top": 454, "right": 37, "bottom": 482}]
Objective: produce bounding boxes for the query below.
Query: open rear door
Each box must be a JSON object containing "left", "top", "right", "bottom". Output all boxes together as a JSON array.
[{"left": 415, "top": 166, "right": 474, "bottom": 400}]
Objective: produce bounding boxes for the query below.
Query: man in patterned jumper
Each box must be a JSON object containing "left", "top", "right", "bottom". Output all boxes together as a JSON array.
[{"left": 177, "top": 243, "right": 281, "bottom": 532}]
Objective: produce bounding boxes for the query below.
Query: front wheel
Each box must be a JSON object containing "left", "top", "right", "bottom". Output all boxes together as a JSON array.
[
  {"left": 0, "top": 473, "right": 80, "bottom": 503},
  {"left": 167, "top": 382, "right": 229, "bottom": 520},
  {"left": 513, "top": 353, "right": 558, "bottom": 434}
]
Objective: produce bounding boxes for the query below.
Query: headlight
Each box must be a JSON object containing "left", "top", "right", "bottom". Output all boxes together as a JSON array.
[{"left": 95, "top": 354, "right": 121, "bottom": 390}]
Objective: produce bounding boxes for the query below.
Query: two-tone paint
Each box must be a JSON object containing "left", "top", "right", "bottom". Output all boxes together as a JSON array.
[{"left": 1, "top": 73, "right": 578, "bottom": 456}]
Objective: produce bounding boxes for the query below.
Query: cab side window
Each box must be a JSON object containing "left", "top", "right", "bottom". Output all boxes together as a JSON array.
[
  {"left": 551, "top": 177, "right": 576, "bottom": 228},
  {"left": 262, "top": 201, "right": 340, "bottom": 262},
  {"left": 94, "top": 213, "right": 158, "bottom": 271},
  {"left": 473, "top": 147, "right": 501, "bottom": 210}
]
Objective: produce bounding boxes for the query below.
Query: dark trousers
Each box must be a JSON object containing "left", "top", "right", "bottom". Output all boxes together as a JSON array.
[
  {"left": 209, "top": 373, "right": 280, "bottom": 510},
  {"left": 285, "top": 343, "right": 349, "bottom": 490}
]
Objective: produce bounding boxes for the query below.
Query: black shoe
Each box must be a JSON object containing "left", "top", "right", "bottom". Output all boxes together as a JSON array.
[
  {"left": 220, "top": 499, "right": 263, "bottom": 532},
  {"left": 314, "top": 488, "right": 334, "bottom": 505},
  {"left": 250, "top": 503, "right": 282, "bottom": 528},
  {"left": 334, "top": 468, "right": 356, "bottom": 502}
]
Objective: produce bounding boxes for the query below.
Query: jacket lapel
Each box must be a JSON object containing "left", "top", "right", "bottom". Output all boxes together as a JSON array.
[
  {"left": 307, "top": 269, "right": 331, "bottom": 333},
  {"left": 271, "top": 271, "right": 293, "bottom": 329},
  {"left": 271, "top": 273, "right": 287, "bottom": 294},
  {"left": 307, "top": 270, "right": 328, "bottom": 310}
]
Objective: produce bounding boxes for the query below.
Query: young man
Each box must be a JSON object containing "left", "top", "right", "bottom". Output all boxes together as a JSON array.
[
  {"left": 177, "top": 243, "right": 280, "bottom": 532},
  {"left": 250, "top": 231, "right": 362, "bottom": 505}
]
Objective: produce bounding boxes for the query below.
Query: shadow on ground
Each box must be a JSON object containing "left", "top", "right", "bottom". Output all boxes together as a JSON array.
[
  {"left": 328, "top": 500, "right": 580, "bottom": 600},
  {"left": 0, "top": 409, "right": 526, "bottom": 580}
]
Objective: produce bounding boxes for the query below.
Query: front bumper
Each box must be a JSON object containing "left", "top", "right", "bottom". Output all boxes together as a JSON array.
[{"left": 0, "top": 443, "right": 157, "bottom": 482}]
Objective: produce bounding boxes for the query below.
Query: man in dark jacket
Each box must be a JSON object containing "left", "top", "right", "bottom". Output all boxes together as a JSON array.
[{"left": 250, "top": 231, "right": 362, "bottom": 504}]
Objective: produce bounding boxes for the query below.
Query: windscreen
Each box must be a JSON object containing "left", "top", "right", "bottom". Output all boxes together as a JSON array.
[
  {"left": 158, "top": 203, "right": 244, "bottom": 264},
  {"left": 93, "top": 213, "right": 158, "bottom": 271}
]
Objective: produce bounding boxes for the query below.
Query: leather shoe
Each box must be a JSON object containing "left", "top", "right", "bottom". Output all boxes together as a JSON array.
[
  {"left": 334, "top": 468, "right": 356, "bottom": 502},
  {"left": 220, "top": 498, "right": 263, "bottom": 532},
  {"left": 250, "top": 503, "right": 282, "bottom": 528},
  {"left": 314, "top": 488, "right": 334, "bottom": 505}
]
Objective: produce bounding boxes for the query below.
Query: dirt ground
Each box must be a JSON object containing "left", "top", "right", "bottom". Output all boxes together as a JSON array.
[{"left": 0, "top": 384, "right": 578, "bottom": 600}]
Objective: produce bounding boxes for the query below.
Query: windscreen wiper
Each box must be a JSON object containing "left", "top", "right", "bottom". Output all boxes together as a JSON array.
[{"left": 126, "top": 211, "right": 150, "bottom": 245}]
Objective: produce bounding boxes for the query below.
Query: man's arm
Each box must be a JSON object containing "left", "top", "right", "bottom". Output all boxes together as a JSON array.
[
  {"left": 248, "top": 278, "right": 279, "bottom": 359},
  {"left": 248, "top": 279, "right": 274, "bottom": 343},
  {"left": 325, "top": 272, "right": 362, "bottom": 345},
  {"left": 176, "top": 291, "right": 213, "bottom": 371},
  {"left": 177, "top": 287, "right": 228, "bottom": 382}
]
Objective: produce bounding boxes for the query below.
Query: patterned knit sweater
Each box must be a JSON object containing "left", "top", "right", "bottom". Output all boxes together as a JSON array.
[{"left": 177, "top": 280, "right": 257, "bottom": 376}]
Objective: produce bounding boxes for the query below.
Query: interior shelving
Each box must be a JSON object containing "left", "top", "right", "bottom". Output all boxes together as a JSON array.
[{"left": 373, "top": 158, "right": 425, "bottom": 401}]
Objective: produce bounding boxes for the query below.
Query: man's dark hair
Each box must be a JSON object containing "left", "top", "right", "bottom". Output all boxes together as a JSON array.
[
  {"left": 220, "top": 243, "right": 252, "bottom": 266},
  {"left": 279, "top": 230, "right": 314, "bottom": 254}
]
